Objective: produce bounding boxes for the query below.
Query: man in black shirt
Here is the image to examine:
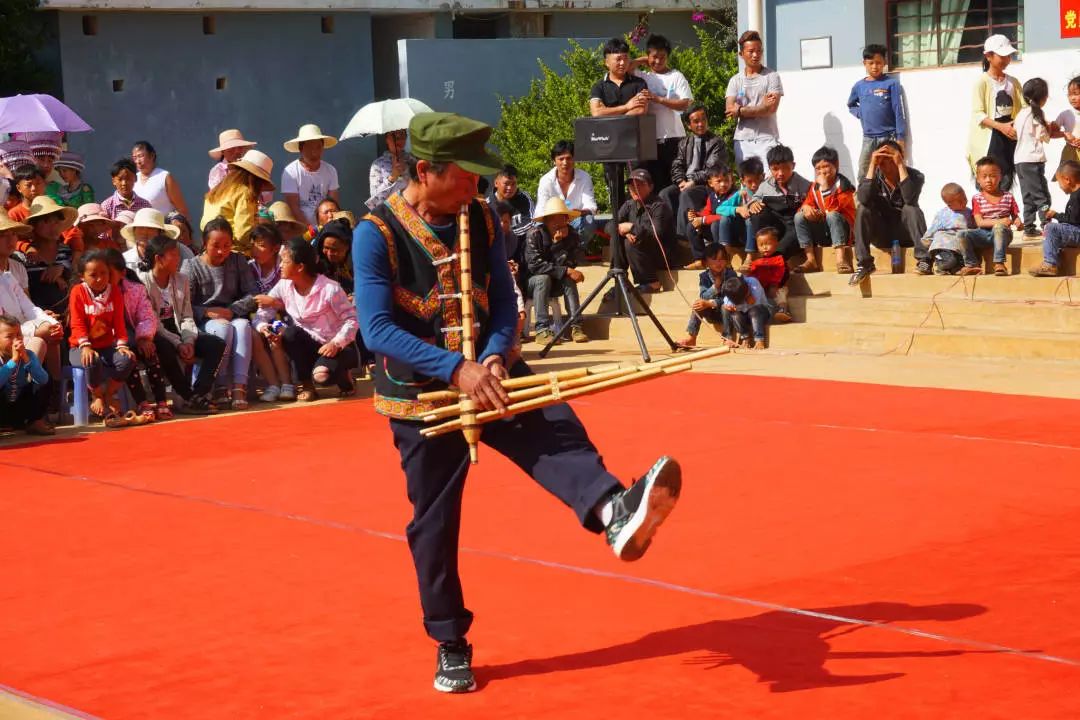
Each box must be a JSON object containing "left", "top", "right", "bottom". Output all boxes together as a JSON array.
[
  {"left": 589, "top": 37, "right": 650, "bottom": 214},
  {"left": 608, "top": 168, "right": 673, "bottom": 292}
]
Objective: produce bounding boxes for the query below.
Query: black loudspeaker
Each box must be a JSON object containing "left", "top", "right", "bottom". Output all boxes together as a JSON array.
[{"left": 573, "top": 115, "right": 657, "bottom": 163}]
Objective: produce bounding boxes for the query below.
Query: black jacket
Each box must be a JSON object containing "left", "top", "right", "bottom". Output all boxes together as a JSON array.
[
  {"left": 857, "top": 167, "right": 925, "bottom": 211},
  {"left": 524, "top": 224, "right": 583, "bottom": 280},
  {"left": 616, "top": 193, "right": 675, "bottom": 248},
  {"left": 670, "top": 132, "right": 728, "bottom": 185}
]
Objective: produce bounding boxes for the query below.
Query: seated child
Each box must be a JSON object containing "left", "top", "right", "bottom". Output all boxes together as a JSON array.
[
  {"left": 0, "top": 314, "right": 53, "bottom": 435},
  {"left": 685, "top": 165, "right": 737, "bottom": 270},
  {"left": 678, "top": 243, "right": 738, "bottom": 348},
  {"left": 749, "top": 144, "right": 813, "bottom": 262},
  {"left": 720, "top": 275, "right": 772, "bottom": 350},
  {"left": 525, "top": 198, "right": 588, "bottom": 344},
  {"left": 717, "top": 157, "right": 766, "bottom": 269},
  {"left": 256, "top": 239, "right": 358, "bottom": 402},
  {"left": 137, "top": 234, "right": 228, "bottom": 414},
  {"left": 103, "top": 248, "right": 166, "bottom": 423},
  {"left": 7, "top": 166, "right": 45, "bottom": 222},
  {"left": 922, "top": 183, "right": 975, "bottom": 276},
  {"left": 793, "top": 145, "right": 856, "bottom": 274},
  {"left": 745, "top": 227, "right": 792, "bottom": 322},
  {"left": 47, "top": 152, "right": 94, "bottom": 208},
  {"left": 100, "top": 159, "right": 151, "bottom": 219},
  {"left": 963, "top": 156, "right": 1020, "bottom": 276},
  {"left": 68, "top": 249, "right": 136, "bottom": 426},
  {"left": 1030, "top": 160, "right": 1080, "bottom": 276},
  {"left": 248, "top": 224, "right": 295, "bottom": 401}
]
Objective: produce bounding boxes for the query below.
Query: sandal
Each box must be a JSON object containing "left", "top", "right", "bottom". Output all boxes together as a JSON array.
[
  {"left": 125, "top": 410, "right": 152, "bottom": 426},
  {"left": 792, "top": 260, "right": 820, "bottom": 274},
  {"left": 993, "top": 262, "right": 1008, "bottom": 276},
  {"left": 836, "top": 261, "right": 853, "bottom": 274},
  {"left": 137, "top": 401, "right": 157, "bottom": 424},
  {"left": 231, "top": 388, "right": 249, "bottom": 411},
  {"left": 180, "top": 394, "right": 218, "bottom": 415},
  {"left": 155, "top": 401, "right": 174, "bottom": 421},
  {"left": 103, "top": 412, "right": 129, "bottom": 429}
]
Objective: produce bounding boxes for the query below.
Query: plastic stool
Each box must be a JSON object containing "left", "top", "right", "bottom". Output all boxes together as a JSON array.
[
  {"left": 71, "top": 366, "right": 89, "bottom": 427},
  {"left": 523, "top": 298, "right": 562, "bottom": 336}
]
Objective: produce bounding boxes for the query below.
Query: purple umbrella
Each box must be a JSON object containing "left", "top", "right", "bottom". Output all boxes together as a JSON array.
[{"left": 0, "top": 94, "right": 93, "bottom": 134}]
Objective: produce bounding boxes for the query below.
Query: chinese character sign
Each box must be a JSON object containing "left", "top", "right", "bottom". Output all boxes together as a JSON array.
[
  {"left": 1064, "top": 0, "right": 1080, "bottom": 38},
  {"left": 444, "top": 81, "right": 455, "bottom": 100}
]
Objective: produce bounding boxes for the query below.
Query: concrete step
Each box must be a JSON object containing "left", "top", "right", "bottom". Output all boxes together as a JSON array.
[{"left": 578, "top": 312, "right": 1080, "bottom": 363}]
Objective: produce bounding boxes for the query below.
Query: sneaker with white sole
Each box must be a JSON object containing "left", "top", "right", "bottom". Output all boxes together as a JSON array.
[
  {"left": 260, "top": 385, "right": 281, "bottom": 402},
  {"left": 279, "top": 384, "right": 297, "bottom": 401},
  {"left": 604, "top": 456, "right": 682, "bottom": 562},
  {"left": 434, "top": 641, "right": 476, "bottom": 693}
]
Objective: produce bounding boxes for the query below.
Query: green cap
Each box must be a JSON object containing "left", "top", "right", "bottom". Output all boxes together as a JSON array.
[{"left": 408, "top": 112, "right": 504, "bottom": 176}]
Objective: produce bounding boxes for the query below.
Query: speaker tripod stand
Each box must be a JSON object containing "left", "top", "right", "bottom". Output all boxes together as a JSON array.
[{"left": 538, "top": 224, "right": 679, "bottom": 363}]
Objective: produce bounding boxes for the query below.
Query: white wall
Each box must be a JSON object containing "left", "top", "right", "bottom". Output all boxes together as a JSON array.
[{"left": 774, "top": 48, "right": 1080, "bottom": 212}]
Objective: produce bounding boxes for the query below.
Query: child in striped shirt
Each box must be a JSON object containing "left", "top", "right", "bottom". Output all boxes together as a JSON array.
[{"left": 962, "top": 156, "right": 1020, "bottom": 275}]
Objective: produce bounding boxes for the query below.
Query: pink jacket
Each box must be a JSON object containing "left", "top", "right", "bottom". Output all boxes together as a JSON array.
[
  {"left": 120, "top": 279, "right": 158, "bottom": 341},
  {"left": 255, "top": 274, "right": 357, "bottom": 349}
]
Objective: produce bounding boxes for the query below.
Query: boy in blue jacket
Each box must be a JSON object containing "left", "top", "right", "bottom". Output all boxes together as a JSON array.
[
  {"left": 0, "top": 314, "right": 53, "bottom": 435},
  {"left": 848, "top": 44, "right": 908, "bottom": 179}
]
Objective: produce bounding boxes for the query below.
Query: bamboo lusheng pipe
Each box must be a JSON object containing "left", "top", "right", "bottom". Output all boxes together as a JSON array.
[
  {"left": 421, "top": 361, "right": 695, "bottom": 438},
  {"left": 420, "top": 364, "right": 644, "bottom": 423},
  {"left": 457, "top": 204, "right": 480, "bottom": 464},
  {"left": 416, "top": 346, "right": 730, "bottom": 404}
]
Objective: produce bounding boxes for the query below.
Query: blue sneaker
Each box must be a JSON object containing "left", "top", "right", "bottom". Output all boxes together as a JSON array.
[{"left": 605, "top": 456, "right": 682, "bottom": 562}]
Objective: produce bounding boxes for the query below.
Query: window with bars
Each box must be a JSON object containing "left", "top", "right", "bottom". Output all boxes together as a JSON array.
[{"left": 887, "top": 0, "right": 1024, "bottom": 69}]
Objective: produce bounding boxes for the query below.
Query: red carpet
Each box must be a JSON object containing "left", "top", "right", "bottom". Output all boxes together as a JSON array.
[{"left": 1, "top": 373, "right": 1078, "bottom": 719}]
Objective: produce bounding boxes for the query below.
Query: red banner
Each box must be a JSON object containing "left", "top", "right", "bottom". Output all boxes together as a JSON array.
[{"left": 1064, "top": 0, "right": 1080, "bottom": 38}]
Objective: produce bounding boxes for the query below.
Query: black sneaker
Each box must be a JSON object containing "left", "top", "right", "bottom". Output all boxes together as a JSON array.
[
  {"left": 605, "top": 456, "right": 682, "bottom": 562},
  {"left": 914, "top": 260, "right": 932, "bottom": 275},
  {"left": 434, "top": 641, "right": 476, "bottom": 693},
  {"left": 849, "top": 266, "right": 874, "bottom": 286}
]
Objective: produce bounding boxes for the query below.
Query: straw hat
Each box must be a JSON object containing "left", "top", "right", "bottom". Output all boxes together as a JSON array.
[
  {"left": 26, "top": 196, "right": 77, "bottom": 229},
  {"left": 120, "top": 207, "right": 181, "bottom": 243},
  {"left": 209, "top": 129, "right": 257, "bottom": 160},
  {"left": 268, "top": 201, "right": 306, "bottom": 231},
  {"left": 55, "top": 151, "right": 85, "bottom": 172},
  {"left": 230, "top": 149, "right": 275, "bottom": 188},
  {"left": 0, "top": 208, "right": 32, "bottom": 236},
  {"left": 532, "top": 197, "right": 581, "bottom": 222},
  {"left": 114, "top": 210, "right": 136, "bottom": 227},
  {"left": 330, "top": 210, "right": 357, "bottom": 229},
  {"left": 75, "top": 203, "right": 122, "bottom": 228},
  {"left": 284, "top": 124, "right": 338, "bottom": 153},
  {"left": 0, "top": 140, "right": 35, "bottom": 173}
]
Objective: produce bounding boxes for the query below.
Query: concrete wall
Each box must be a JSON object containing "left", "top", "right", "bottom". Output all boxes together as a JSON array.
[
  {"left": 769, "top": 0, "right": 866, "bottom": 73},
  {"left": 1024, "top": 1, "right": 1079, "bottom": 52},
  {"left": 55, "top": 11, "right": 375, "bottom": 224},
  {"left": 398, "top": 37, "right": 607, "bottom": 130}
]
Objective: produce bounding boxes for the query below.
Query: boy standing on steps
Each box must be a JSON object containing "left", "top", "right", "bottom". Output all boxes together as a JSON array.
[{"left": 848, "top": 44, "right": 908, "bottom": 179}]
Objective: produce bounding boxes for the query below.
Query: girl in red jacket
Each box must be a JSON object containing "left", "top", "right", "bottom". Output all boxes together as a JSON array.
[{"left": 68, "top": 248, "right": 136, "bottom": 425}]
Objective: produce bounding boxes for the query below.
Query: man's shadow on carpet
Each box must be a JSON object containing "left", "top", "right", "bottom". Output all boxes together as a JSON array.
[{"left": 480, "top": 601, "right": 991, "bottom": 692}]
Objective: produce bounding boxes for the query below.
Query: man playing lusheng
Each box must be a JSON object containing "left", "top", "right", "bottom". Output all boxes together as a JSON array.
[{"left": 352, "top": 112, "right": 682, "bottom": 694}]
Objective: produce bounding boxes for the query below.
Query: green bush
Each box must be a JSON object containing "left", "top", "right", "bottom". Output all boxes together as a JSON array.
[{"left": 491, "top": 21, "right": 739, "bottom": 213}]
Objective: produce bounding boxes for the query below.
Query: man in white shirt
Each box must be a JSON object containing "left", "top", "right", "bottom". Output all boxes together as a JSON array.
[
  {"left": 725, "top": 30, "right": 783, "bottom": 167},
  {"left": 535, "top": 140, "right": 599, "bottom": 248},
  {"left": 281, "top": 124, "right": 341, "bottom": 226},
  {"left": 634, "top": 35, "right": 693, "bottom": 193}
]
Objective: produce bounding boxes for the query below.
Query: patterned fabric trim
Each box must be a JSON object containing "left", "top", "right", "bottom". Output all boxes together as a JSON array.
[
  {"left": 366, "top": 214, "right": 398, "bottom": 278},
  {"left": 374, "top": 393, "right": 454, "bottom": 421},
  {"left": 385, "top": 193, "right": 464, "bottom": 351}
]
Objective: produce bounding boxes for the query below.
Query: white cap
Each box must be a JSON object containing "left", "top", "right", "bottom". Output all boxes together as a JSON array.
[{"left": 983, "top": 34, "right": 1017, "bottom": 57}]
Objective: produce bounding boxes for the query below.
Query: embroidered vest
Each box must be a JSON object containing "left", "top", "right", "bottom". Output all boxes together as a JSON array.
[{"left": 366, "top": 193, "right": 494, "bottom": 420}]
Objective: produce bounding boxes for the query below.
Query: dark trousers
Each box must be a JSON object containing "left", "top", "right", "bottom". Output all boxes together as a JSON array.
[
  {"left": 126, "top": 337, "right": 171, "bottom": 404},
  {"left": 145, "top": 333, "right": 227, "bottom": 401},
  {"left": 390, "top": 361, "right": 622, "bottom": 643},
  {"left": 724, "top": 304, "right": 771, "bottom": 342},
  {"left": 281, "top": 325, "right": 359, "bottom": 390},
  {"left": 1015, "top": 162, "right": 1051, "bottom": 233},
  {"left": 603, "top": 163, "right": 628, "bottom": 218},
  {"left": 0, "top": 383, "right": 50, "bottom": 427},
  {"left": 751, "top": 207, "right": 802, "bottom": 259},
  {"left": 604, "top": 218, "right": 663, "bottom": 286},
  {"left": 854, "top": 203, "right": 928, "bottom": 271},
  {"left": 69, "top": 346, "right": 134, "bottom": 388},
  {"left": 649, "top": 138, "right": 681, "bottom": 194},
  {"left": 659, "top": 184, "right": 708, "bottom": 243}
]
